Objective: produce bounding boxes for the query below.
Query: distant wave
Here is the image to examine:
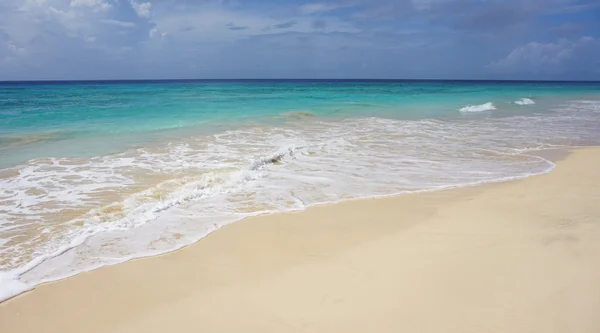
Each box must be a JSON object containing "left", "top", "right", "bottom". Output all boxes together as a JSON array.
[
  {"left": 514, "top": 98, "right": 535, "bottom": 106},
  {"left": 459, "top": 102, "right": 496, "bottom": 113}
]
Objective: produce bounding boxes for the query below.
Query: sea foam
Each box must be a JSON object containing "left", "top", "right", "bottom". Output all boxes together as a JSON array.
[
  {"left": 459, "top": 102, "right": 496, "bottom": 112},
  {"left": 514, "top": 98, "right": 536, "bottom": 105},
  {"left": 0, "top": 273, "right": 31, "bottom": 302}
]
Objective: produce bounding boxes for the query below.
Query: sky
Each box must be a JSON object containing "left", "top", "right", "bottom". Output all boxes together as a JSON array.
[{"left": 0, "top": 0, "right": 599, "bottom": 80}]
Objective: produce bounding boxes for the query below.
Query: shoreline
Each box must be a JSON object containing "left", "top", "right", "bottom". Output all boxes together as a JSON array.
[
  {"left": 2, "top": 94, "right": 599, "bottom": 302},
  {"left": 1, "top": 147, "right": 600, "bottom": 332},
  {"left": 0, "top": 147, "right": 565, "bottom": 303}
]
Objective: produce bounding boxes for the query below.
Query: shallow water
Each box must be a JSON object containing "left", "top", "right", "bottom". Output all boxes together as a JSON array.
[{"left": 1, "top": 80, "right": 600, "bottom": 301}]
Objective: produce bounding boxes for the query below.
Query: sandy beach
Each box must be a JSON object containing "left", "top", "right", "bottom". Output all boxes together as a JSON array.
[{"left": 1, "top": 147, "right": 599, "bottom": 333}]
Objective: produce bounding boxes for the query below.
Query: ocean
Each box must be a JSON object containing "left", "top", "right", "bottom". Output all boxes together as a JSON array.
[{"left": 1, "top": 80, "right": 600, "bottom": 301}]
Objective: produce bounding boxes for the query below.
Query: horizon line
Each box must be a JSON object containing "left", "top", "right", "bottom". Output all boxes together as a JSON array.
[{"left": 2, "top": 78, "right": 600, "bottom": 84}]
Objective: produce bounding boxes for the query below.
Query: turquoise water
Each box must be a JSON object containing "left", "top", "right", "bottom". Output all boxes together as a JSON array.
[
  {"left": 2, "top": 80, "right": 599, "bottom": 167},
  {"left": 1, "top": 80, "right": 600, "bottom": 301}
]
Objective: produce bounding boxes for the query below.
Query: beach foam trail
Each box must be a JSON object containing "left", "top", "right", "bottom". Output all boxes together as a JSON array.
[
  {"left": 459, "top": 102, "right": 496, "bottom": 112},
  {"left": 515, "top": 98, "right": 536, "bottom": 105},
  {"left": 0, "top": 273, "right": 31, "bottom": 302},
  {"left": 1, "top": 100, "right": 600, "bottom": 302}
]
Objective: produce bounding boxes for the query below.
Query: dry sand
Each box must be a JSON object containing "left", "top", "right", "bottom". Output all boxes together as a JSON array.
[{"left": 1, "top": 148, "right": 600, "bottom": 333}]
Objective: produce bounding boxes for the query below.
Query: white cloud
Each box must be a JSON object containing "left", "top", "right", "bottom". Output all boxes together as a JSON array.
[
  {"left": 149, "top": 5, "right": 359, "bottom": 45},
  {"left": 8, "top": 0, "right": 98, "bottom": 42},
  {"left": 8, "top": 43, "right": 28, "bottom": 56},
  {"left": 101, "top": 19, "right": 136, "bottom": 28},
  {"left": 130, "top": 0, "right": 152, "bottom": 18},
  {"left": 489, "top": 37, "right": 598, "bottom": 73},
  {"left": 0, "top": 0, "right": 143, "bottom": 77},
  {"left": 149, "top": 27, "right": 167, "bottom": 38},
  {"left": 70, "top": 0, "right": 112, "bottom": 11},
  {"left": 13, "top": 0, "right": 595, "bottom": 80}
]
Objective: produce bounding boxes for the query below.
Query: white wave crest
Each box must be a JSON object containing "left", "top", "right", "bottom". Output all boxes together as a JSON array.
[
  {"left": 514, "top": 98, "right": 535, "bottom": 105},
  {"left": 459, "top": 102, "right": 496, "bottom": 112}
]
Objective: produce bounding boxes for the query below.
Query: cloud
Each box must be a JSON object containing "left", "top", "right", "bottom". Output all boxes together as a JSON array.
[
  {"left": 411, "top": 0, "right": 450, "bottom": 11},
  {"left": 8, "top": 43, "right": 28, "bottom": 57},
  {"left": 0, "top": 0, "right": 158, "bottom": 78},
  {"left": 70, "top": 0, "right": 112, "bottom": 11},
  {"left": 3, "top": 0, "right": 111, "bottom": 44},
  {"left": 450, "top": 2, "right": 532, "bottom": 31},
  {"left": 488, "top": 37, "right": 600, "bottom": 75},
  {"left": 299, "top": 2, "right": 357, "bottom": 15},
  {"left": 547, "top": 1, "right": 600, "bottom": 14},
  {"left": 148, "top": 4, "right": 359, "bottom": 46},
  {"left": 130, "top": 0, "right": 152, "bottom": 18},
  {"left": 350, "top": 0, "right": 413, "bottom": 20},
  {"left": 0, "top": 0, "right": 598, "bottom": 80},
  {"left": 101, "top": 19, "right": 136, "bottom": 28},
  {"left": 227, "top": 23, "right": 248, "bottom": 31},
  {"left": 149, "top": 27, "right": 167, "bottom": 38},
  {"left": 312, "top": 20, "right": 327, "bottom": 30},
  {"left": 272, "top": 21, "right": 297, "bottom": 29},
  {"left": 352, "top": 0, "right": 590, "bottom": 30}
]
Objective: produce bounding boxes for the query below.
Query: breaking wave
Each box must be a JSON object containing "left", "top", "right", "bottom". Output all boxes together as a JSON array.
[
  {"left": 514, "top": 98, "right": 536, "bottom": 105},
  {"left": 459, "top": 102, "right": 496, "bottom": 112}
]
